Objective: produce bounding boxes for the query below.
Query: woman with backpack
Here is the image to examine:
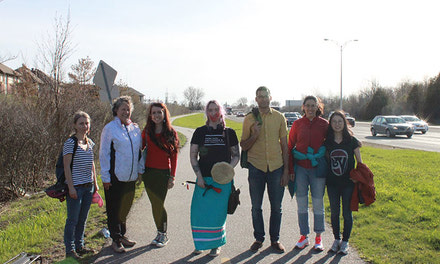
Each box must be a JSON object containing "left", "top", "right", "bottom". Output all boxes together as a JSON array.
[
  {"left": 139, "top": 102, "right": 179, "bottom": 248},
  {"left": 63, "top": 111, "right": 98, "bottom": 259},
  {"left": 99, "top": 96, "right": 143, "bottom": 253}
]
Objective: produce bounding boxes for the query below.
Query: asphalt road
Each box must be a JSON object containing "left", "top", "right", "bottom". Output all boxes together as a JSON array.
[
  {"left": 93, "top": 126, "right": 366, "bottom": 264},
  {"left": 351, "top": 122, "right": 440, "bottom": 153}
]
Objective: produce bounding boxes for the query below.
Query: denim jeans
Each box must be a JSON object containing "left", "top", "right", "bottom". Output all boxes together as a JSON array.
[
  {"left": 295, "top": 165, "right": 326, "bottom": 235},
  {"left": 64, "top": 184, "right": 94, "bottom": 253},
  {"left": 327, "top": 183, "right": 354, "bottom": 241},
  {"left": 248, "top": 163, "right": 285, "bottom": 243}
]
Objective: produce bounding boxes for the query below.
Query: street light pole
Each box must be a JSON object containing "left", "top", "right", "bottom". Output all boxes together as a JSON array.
[{"left": 324, "top": 38, "right": 358, "bottom": 110}]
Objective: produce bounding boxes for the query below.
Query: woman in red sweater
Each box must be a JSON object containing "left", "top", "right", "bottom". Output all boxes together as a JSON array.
[
  {"left": 288, "top": 95, "right": 328, "bottom": 251},
  {"left": 141, "top": 103, "right": 179, "bottom": 248}
]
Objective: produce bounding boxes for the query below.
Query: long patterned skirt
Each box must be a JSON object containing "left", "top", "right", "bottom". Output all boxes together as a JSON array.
[{"left": 190, "top": 177, "right": 231, "bottom": 250}]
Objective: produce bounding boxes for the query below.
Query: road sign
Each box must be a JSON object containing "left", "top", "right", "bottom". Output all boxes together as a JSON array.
[{"left": 93, "top": 60, "right": 119, "bottom": 103}]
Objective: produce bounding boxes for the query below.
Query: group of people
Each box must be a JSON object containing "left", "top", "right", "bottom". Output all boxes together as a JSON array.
[{"left": 62, "top": 86, "right": 363, "bottom": 260}]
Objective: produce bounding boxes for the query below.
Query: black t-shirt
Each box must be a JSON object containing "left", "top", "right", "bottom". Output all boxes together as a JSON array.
[
  {"left": 325, "top": 136, "right": 360, "bottom": 186},
  {"left": 191, "top": 125, "right": 239, "bottom": 177}
]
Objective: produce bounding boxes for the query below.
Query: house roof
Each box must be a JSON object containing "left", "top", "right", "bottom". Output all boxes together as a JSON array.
[
  {"left": 31, "top": 68, "right": 53, "bottom": 84},
  {"left": 0, "top": 63, "right": 20, "bottom": 76},
  {"left": 15, "top": 65, "right": 44, "bottom": 84}
]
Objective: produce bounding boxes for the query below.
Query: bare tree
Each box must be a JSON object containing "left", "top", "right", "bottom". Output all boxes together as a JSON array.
[
  {"left": 183, "top": 86, "right": 204, "bottom": 110},
  {"left": 36, "top": 10, "right": 75, "bottom": 105},
  {"left": 68, "top": 56, "right": 95, "bottom": 85},
  {"left": 271, "top": 100, "right": 280, "bottom": 107},
  {"left": 0, "top": 53, "right": 17, "bottom": 64},
  {"left": 235, "top": 97, "right": 248, "bottom": 108}
]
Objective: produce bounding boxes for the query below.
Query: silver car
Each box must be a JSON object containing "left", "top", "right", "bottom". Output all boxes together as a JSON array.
[
  {"left": 399, "top": 115, "right": 428, "bottom": 134},
  {"left": 370, "top": 115, "right": 414, "bottom": 138}
]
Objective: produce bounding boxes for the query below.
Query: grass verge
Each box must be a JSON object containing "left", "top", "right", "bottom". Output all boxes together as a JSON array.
[{"left": 0, "top": 181, "right": 145, "bottom": 263}]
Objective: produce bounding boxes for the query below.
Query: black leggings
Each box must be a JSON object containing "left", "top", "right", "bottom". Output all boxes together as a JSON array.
[
  {"left": 143, "top": 168, "right": 170, "bottom": 232},
  {"left": 104, "top": 174, "right": 136, "bottom": 243}
]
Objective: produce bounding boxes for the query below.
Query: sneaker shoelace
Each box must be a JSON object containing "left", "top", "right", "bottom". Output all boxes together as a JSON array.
[{"left": 298, "top": 235, "right": 307, "bottom": 243}]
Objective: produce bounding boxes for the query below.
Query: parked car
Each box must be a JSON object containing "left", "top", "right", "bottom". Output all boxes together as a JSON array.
[
  {"left": 370, "top": 115, "right": 414, "bottom": 138},
  {"left": 236, "top": 111, "right": 245, "bottom": 117},
  {"left": 399, "top": 115, "right": 428, "bottom": 134},
  {"left": 284, "top": 112, "right": 300, "bottom": 127},
  {"left": 328, "top": 111, "right": 355, "bottom": 127}
]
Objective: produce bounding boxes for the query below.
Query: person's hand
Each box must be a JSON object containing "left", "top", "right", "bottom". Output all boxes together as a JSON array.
[
  {"left": 280, "top": 171, "right": 290, "bottom": 187},
  {"left": 103, "top": 182, "right": 112, "bottom": 190},
  {"left": 69, "top": 187, "right": 78, "bottom": 199},
  {"left": 137, "top": 174, "right": 143, "bottom": 186},
  {"left": 196, "top": 176, "right": 206, "bottom": 188},
  {"left": 168, "top": 177, "right": 175, "bottom": 189},
  {"left": 251, "top": 122, "right": 261, "bottom": 138},
  {"left": 289, "top": 173, "right": 295, "bottom": 181},
  {"left": 94, "top": 185, "right": 99, "bottom": 192}
]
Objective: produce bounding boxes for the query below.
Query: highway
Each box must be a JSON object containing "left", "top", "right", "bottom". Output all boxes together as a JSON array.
[
  {"left": 352, "top": 122, "right": 440, "bottom": 153},
  {"left": 228, "top": 115, "right": 440, "bottom": 153}
]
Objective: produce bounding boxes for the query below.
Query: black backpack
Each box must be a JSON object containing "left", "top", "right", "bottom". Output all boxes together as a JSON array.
[{"left": 45, "top": 135, "right": 78, "bottom": 202}]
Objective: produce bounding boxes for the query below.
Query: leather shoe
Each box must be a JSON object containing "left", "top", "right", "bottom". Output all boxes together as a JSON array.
[
  {"left": 271, "top": 241, "right": 285, "bottom": 253},
  {"left": 250, "top": 241, "right": 263, "bottom": 252}
]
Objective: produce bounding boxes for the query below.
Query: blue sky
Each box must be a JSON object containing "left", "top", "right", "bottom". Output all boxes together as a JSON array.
[{"left": 1, "top": 0, "right": 440, "bottom": 107}]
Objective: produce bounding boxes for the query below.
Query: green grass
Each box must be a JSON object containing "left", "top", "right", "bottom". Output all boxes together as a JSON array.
[{"left": 0, "top": 180, "right": 145, "bottom": 263}]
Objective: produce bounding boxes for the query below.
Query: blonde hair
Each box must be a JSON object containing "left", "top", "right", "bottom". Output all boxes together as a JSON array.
[{"left": 73, "top": 111, "right": 91, "bottom": 144}]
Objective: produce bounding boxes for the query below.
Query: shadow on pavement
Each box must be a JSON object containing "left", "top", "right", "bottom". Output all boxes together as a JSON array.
[{"left": 93, "top": 244, "right": 155, "bottom": 264}]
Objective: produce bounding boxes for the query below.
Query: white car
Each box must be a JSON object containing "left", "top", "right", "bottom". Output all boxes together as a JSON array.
[{"left": 400, "top": 115, "right": 428, "bottom": 134}]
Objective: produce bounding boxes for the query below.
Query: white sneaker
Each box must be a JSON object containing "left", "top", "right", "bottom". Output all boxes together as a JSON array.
[
  {"left": 151, "top": 232, "right": 161, "bottom": 245},
  {"left": 209, "top": 247, "right": 221, "bottom": 257},
  {"left": 193, "top": 249, "right": 202, "bottom": 255},
  {"left": 156, "top": 232, "right": 169, "bottom": 247},
  {"left": 295, "top": 235, "right": 309, "bottom": 249},
  {"left": 314, "top": 236, "right": 324, "bottom": 251},
  {"left": 338, "top": 241, "right": 349, "bottom": 255},
  {"left": 330, "top": 239, "right": 341, "bottom": 252}
]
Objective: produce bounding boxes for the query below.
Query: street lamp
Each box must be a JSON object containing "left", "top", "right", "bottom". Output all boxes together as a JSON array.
[{"left": 324, "top": 38, "right": 358, "bottom": 111}]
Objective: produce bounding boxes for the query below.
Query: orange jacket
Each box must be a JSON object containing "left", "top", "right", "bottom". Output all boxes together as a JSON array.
[{"left": 349, "top": 162, "right": 376, "bottom": 211}]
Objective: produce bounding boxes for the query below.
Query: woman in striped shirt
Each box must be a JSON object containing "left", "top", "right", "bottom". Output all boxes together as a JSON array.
[{"left": 63, "top": 111, "right": 98, "bottom": 259}]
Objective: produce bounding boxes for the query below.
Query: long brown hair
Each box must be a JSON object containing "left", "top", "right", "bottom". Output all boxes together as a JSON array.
[
  {"left": 326, "top": 110, "right": 353, "bottom": 145},
  {"left": 143, "top": 103, "right": 179, "bottom": 154}
]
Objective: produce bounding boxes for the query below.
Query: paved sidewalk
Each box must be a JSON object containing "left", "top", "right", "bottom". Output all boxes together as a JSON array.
[{"left": 93, "top": 126, "right": 366, "bottom": 264}]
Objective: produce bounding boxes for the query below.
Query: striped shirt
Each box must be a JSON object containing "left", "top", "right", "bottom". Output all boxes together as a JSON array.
[{"left": 63, "top": 137, "right": 95, "bottom": 186}]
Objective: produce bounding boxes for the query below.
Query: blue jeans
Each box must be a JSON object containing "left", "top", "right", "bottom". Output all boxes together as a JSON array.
[
  {"left": 295, "top": 165, "right": 326, "bottom": 235},
  {"left": 327, "top": 183, "right": 354, "bottom": 241},
  {"left": 64, "top": 184, "right": 94, "bottom": 253},
  {"left": 248, "top": 163, "right": 285, "bottom": 243}
]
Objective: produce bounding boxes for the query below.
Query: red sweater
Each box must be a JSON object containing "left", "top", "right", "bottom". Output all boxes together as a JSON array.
[
  {"left": 350, "top": 162, "right": 376, "bottom": 211},
  {"left": 142, "top": 131, "right": 178, "bottom": 176},
  {"left": 288, "top": 116, "right": 328, "bottom": 173}
]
